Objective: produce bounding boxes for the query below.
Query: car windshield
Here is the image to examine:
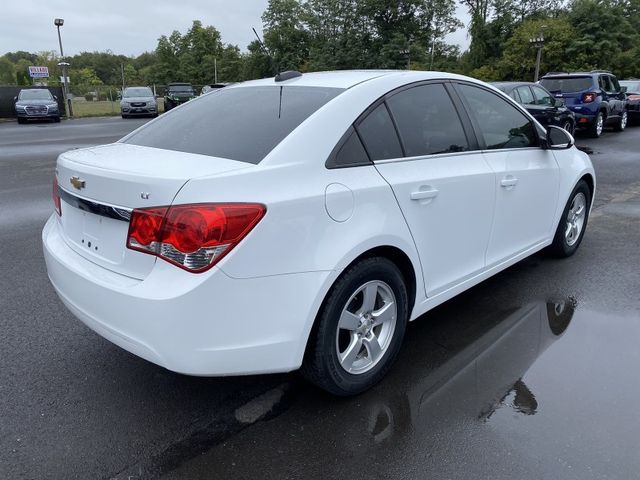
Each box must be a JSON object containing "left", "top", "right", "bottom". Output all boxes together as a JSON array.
[
  {"left": 18, "top": 89, "right": 53, "bottom": 100},
  {"left": 169, "top": 85, "right": 193, "bottom": 93},
  {"left": 540, "top": 77, "right": 592, "bottom": 93},
  {"left": 620, "top": 81, "right": 640, "bottom": 93},
  {"left": 124, "top": 85, "right": 344, "bottom": 164},
  {"left": 124, "top": 87, "right": 152, "bottom": 98}
]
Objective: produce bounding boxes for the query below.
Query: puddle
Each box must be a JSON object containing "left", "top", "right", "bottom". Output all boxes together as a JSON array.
[{"left": 160, "top": 300, "right": 640, "bottom": 480}]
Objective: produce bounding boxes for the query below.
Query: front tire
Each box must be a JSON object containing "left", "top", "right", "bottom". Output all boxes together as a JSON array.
[
  {"left": 548, "top": 180, "right": 591, "bottom": 258},
  {"left": 613, "top": 110, "right": 628, "bottom": 132},
  {"left": 301, "top": 257, "right": 409, "bottom": 396}
]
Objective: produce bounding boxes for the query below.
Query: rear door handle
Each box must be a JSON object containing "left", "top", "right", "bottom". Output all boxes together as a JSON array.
[
  {"left": 410, "top": 187, "right": 439, "bottom": 201},
  {"left": 500, "top": 176, "right": 518, "bottom": 188}
]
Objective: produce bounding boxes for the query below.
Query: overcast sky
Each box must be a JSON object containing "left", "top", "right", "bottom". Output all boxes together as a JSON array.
[{"left": 2, "top": 0, "right": 470, "bottom": 57}]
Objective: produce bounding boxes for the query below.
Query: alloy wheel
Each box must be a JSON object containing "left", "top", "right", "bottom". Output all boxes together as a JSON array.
[
  {"left": 336, "top": 280, "right": 397, "bottom": 374},
  {"left": 565, "top": 192, "right": 587, "bottom": 247}
]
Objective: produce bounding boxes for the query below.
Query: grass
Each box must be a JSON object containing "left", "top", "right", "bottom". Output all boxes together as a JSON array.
[{"left": 69, "top": 99, "right": 166, "bottom": 118}]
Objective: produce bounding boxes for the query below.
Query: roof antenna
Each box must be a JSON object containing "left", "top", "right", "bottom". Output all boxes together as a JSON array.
[{"left": 252, "top": 27, "right": 279, "bottom": 76}]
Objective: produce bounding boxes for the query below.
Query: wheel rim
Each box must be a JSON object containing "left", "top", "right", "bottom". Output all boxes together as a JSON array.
[
  {"left": 565, "top": 192, "right": 587, "bottom": 247},
  {"left": 621, "top": 111, "right": 627, "bottom": 130},
  {"left": 596, "top": 114, "right": 603, "bottom": 136},
  {"left": 336, "top": 280, "right": 397, "bottom": 375}
]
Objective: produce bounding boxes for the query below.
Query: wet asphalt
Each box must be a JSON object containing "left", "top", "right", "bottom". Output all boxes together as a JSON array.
[{"left": 0, "top": 117, "right": 639, "bottom": 479}]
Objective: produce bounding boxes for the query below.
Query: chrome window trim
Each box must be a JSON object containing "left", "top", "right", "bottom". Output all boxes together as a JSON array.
[
  {"left": 58, "top": 186, "right": 132, "bottom": 222},
  {"left": 372, "top": 146, "right": 542, "bottom": 165}
]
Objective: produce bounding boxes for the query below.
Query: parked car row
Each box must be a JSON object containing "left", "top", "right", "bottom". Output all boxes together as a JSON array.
[{"left": 492, "top": 70, "right": 634, "bottom": 139}]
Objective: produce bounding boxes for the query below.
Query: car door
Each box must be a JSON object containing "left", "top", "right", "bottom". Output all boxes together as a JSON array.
[
  {"left": 368, "top": 82, "right": 495, "bottom": 296},
  {"left": 599, "top": 75, "right": 617, "bottom": 119},
  {"left": 608, "top": 75, "right": 626, "bottom": 117},
  {"left": 530, "top": 85, "right": 562, "bottom": 128},
  {"left": 453, "top": 82, "right": 560, "bottom": 267}
]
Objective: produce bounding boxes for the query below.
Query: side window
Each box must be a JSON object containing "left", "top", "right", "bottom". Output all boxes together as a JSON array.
[
  {"left": 326, "top": 127, "right": 371, "bottom": 168},
  {"left": 531, "top": 86, "right": 553, "bottom": 106},
  {"left": 386, "top": 83, "right": 469, "bottom": 156},
  {"left": 457, "top": 84, "right": 537, "bottom": 150},
  {"left": 356, "top": 103, "right": 403, "bottom": 160},
  {"left": 599, "top": 75, "right": 612, "bottom": 92},
  {"left": 509, "top": 89, "right": 521, "bottom": 103},
  {"left": 609, "top": 76, "right": 621, "bottom": 93},
  {"left": 516, "top": 86, "right": 535, "bottom": 105}
]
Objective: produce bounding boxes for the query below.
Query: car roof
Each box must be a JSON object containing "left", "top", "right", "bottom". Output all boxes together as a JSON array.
[{"left": 492, "top": 81, "right": 538, "bottom": 90}]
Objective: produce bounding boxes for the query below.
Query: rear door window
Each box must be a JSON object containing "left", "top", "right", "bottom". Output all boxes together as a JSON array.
[
  {"left": 386, "top": 83, "right": 469, "bottom": 156},
  {"left": 531, "top": 86, "right": 554, "bottom": 106},
  {"left": 516, "top": 86, "right": 535, "bottom": 105},
  {"left": 124, "top": 86, "right": 343, "bottom": 164},
  {"left": 457, "top": 84, "right": 537, "bottom": 150},
  {"left": 356, "top": 103, "right": 403, "bottom": 161}
]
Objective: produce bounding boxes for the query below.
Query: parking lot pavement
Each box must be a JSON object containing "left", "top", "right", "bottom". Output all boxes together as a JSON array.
[{"left": 1, "top": 119, "right": 639, "bottom": 479}]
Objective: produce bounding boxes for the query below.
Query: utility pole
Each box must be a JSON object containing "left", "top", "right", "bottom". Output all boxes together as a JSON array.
[
  {"left": 529, "top": 28, "right": 546, "bottom": 82},
  {"left": 54, "top": 18, "right": 73, "bottom": 118}
]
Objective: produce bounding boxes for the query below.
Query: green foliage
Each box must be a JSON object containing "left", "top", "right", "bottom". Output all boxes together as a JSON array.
[{"left": 0, "top": 57, "right": 15, "bottom": 84}]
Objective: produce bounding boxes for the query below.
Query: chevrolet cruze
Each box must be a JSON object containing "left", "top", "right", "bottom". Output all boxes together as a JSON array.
[{"left": 43, "top": 70, "right": 595, "bottom": 395}]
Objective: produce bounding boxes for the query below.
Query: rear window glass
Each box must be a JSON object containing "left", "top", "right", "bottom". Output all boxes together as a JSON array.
[
  {"left": 540, "top": 77, "right": 592, "bottom": 93},
  {"left": 125, "top": 86, "right": 343, "bottom": 164}
]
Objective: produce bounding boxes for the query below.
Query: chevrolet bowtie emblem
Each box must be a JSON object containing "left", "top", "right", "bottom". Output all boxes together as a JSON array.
[{"left": 70, "top": 176, "right": 86, "bottom": 190}]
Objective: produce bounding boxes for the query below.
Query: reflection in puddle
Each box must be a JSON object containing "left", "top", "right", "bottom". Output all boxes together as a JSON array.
[{"left": 163, "top": 299, "right": 640, "bottom": 480}]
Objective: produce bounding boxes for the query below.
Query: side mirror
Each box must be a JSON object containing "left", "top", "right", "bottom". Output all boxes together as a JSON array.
[
  {"left": 13, "top": 96, "right": 17, "bottom": 102},
  {"left": 621, "top": 86, "right": 628, "bottom": 93},
  {"left": 53, "top": 95, "right": 58, "bottom": 101},
  {"left": 544, "top": 126, "right": 574, "bottom": 150}
]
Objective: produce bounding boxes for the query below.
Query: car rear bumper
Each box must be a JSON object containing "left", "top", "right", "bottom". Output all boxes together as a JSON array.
[
  {"left": 571, "top": 111, "right": 597, "bottom": 129},
  {"left": 42, "top": 215, "right": 329, "bottom": 376}
]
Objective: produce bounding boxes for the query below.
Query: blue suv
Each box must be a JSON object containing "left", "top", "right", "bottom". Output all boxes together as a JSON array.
[{"left": 540, "top": 71, "right": 628, "bottom": 138}]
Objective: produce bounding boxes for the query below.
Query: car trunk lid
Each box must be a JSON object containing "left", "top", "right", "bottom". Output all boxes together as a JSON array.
[{"left": 56, "top": 143, "right": 251, "bottom": 279}]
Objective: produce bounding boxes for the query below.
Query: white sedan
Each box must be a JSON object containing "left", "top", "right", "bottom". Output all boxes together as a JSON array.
[{"left": 43, "top": 70, "right": 594, "bottom": 395}]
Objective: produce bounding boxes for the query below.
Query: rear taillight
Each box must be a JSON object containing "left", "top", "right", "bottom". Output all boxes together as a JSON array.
[
  {"left": 127, "top": 203, "right": 266, "bottom": 272},
  {"left": 582, "top": 92, "right": 597, "bottom": 103},
  {"left": 53, "top": 176, "right": 61, "bottom": 216}
]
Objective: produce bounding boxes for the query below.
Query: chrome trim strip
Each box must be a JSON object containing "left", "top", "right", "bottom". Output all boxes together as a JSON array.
[
  {"left": 372, "top": 146, "right": 543, "bottom": 165},
  {"left": 58, "top": 186, "right": 132, "bottom": 222}
]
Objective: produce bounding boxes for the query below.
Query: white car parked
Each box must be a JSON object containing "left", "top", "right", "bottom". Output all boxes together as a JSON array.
[{"left": 43, "top": 70, "right": 595, "bottom": 395}]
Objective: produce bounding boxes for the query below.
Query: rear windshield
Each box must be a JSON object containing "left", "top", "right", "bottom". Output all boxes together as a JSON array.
[
  {"left": 168, "top": 85, "right": 193, "bottom": 92},
  {"left": 124, "top": 86, "right": 344, "bottom": 164},
  {"left": 540, "top": 77, "right": 592, "bottom": 93}
]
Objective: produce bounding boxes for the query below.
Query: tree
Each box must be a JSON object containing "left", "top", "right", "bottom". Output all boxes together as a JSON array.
[{"left": 0, "top": 57, "right": 15, "bottom": 84}]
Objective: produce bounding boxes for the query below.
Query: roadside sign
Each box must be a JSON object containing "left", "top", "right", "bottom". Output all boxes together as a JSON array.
[
  {"left": 59, "top": 76, "right": 70, "bottom": 83},
  {"left": 28, "top": 66, "right": 49, "bottom": 78}
]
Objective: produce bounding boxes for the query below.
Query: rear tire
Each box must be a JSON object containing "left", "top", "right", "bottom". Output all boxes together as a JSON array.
[
  {"left": 613, "top": 110, "right": 628, "bottom": 132},
  {"left": 17, "top": 118, "right": 25, "bottom": 124},
  {"left": 588, "top": 111, "right": 604, "bottom": 138},
  {"left": 301, "top": 257, "right": 408, "bottom": 396},
  {"left": 54, "top": 116, "right": 61, "bottom": 123},
  {"left": 548, "top": 180, "right": 591, "bottom": 258}
]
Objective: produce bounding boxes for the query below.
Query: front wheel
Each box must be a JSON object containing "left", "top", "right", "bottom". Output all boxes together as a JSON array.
[
  {"left": 613, "top": 110, "right": 628, "bottom": 132},
  {"left": 548, "top": 180, "right": 591, "bottom": 257},
  {"left": 301, "top": 257, "right": 409, "bottom": 396}
]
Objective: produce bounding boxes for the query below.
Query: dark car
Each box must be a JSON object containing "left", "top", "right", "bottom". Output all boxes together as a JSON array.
[
  {"left": 492, "top": 82, "right": 576, "bottom": 134},
  {"left": 620, "top": 79, "right": 640, "bottom": 124},
  {"left": 14, "top": 88, "right": 61, "bottom": 124},
  {"left": 539, "top": 71, "right": 628, "bottom": 138},
  {"left": 164, "top": 83, "right": 195, "bottom": 111}
]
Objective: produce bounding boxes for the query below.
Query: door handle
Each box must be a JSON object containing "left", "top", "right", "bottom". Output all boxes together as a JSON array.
[
  {"left": 500, "top": 176, "right": 518, "bottom": 188},
  {"left": 410, "top": 187, "right": 439, "bottom": 201}
]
